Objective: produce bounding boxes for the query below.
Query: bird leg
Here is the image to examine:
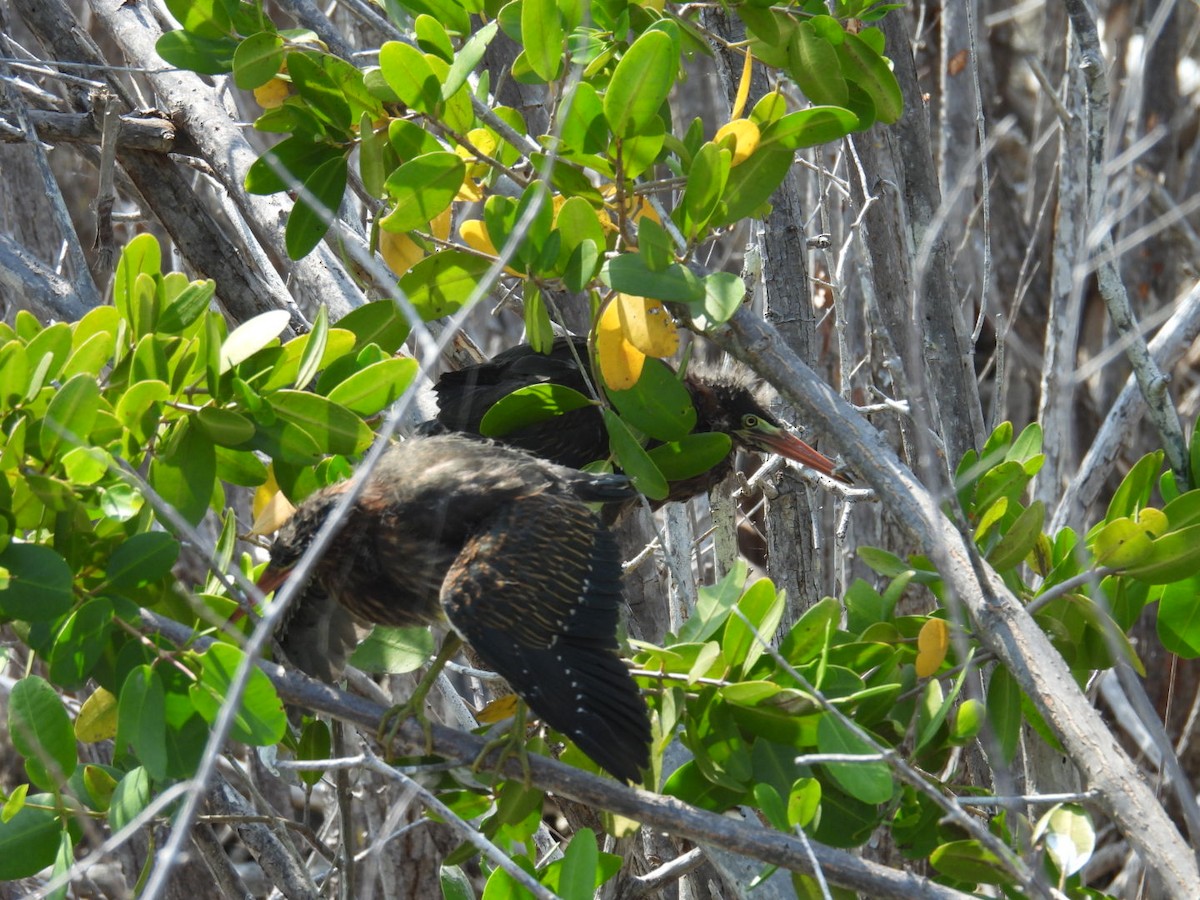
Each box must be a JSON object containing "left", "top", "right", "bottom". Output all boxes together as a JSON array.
[
  {"left": 472, "top": 699, "right": 533, "bottom": 789},
  {"left": 377, "top": 633, "right": 463, "bottom": 756}
]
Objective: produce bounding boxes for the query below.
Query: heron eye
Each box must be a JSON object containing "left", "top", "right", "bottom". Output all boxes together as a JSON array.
[{"left": 741, "top": 414, "right": 758, "bottom": 429}]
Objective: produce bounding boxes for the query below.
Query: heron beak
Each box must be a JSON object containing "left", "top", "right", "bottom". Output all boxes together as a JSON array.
[
  {"left": 256, "top": 564, "right": 291, "bottom": 595},
  {"left": 747, "top": 423, "right": 848, "bottom": 482}
]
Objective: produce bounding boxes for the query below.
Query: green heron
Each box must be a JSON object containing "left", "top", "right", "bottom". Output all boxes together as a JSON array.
[
  {"left": 432, "top": 336, "right": 848, "bottom": 500},
  {"left": 259, "top": 434, "right": 652, "bottom": 783}
]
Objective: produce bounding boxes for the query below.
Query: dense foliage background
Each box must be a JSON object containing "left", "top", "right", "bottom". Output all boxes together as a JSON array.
[{"left": 2, "top": 0, "right": 1200, "bottom": 897}]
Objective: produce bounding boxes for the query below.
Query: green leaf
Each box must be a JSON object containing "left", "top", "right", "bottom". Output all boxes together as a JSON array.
[
  {"left": 0, "top": 341, "right": 29, "bottom": 408},
  {"left": 681, "top": 142, "right": 730, "bottom": 240},
  {"left": 677, "top": 560, "right": 748, "bottom": 642},
  {"left": 661, "top": 758, "right": 745, "bottom": 811},
  {"left": 220, "top": 309, "right": 290, "bottom": 372},
  {"left": 443, "top": 21, "right": 498, "bottom": 99},
  {"left": 399, "top": 249, "right": 494, "bottom": 320},
  {"left": 834, "top": 33, "right": 902, "bottom": 125},
  {"left": 602, "top": 408, "right": 668, "bottom": 500},
  {"left": 349, "top": 626, "right": 434, "bottom": 674},
  {"left": 335, "top": 300, "right": 411, "bottom": 352},
  {"left": 815, "top": 715, "right": 893, "bottom": 804},
  {"left": 788, "top": 777, "right": 821, "bottom": 828},
  {"left": 601, "top": 254, "right": 705, "bottom": 303},
  {"left": 155, "top": 31, "right": 238, "bottom": 75},
  {"left": 268, "top": 390, "right": 373, "bottom": 455},
  {"left": 393, "top": 0, "right": 470, "bottom": 36},
  {"left": 157, "top": 279, "right": 215, "bottom": 333},
  {"left": 1034, "top": 804, "right": 1095, "bottom": 877},
  {"left": 9, "top": 676, "right": 77, "bottom": 790},
  {"left": 116, "top": 666, "right": 168, "bottom": 779},
  {"left": 296, "top": 719, "right": 332, "bottom": 786},
  {"left": 523, "top": 283, "right": 554, "bottom": 352},
  {"left": 61, "top": 446, "right": 109, "bottom": 485},
  {"left": 1106, "top": 450, "right": 1164, "bottom": 521},
  {"left": 109, "top": 767, "right": 151, "bottom": 834},
  {"left": 49, "top": 598, "right": 114, "bottom": 688},
  {"left": 646, "top": 433, "right": 733, "bottom": 481},
  {"left": 604, "top": 30, "right": 675, "bottom": 138},
  {"left": 62, "top": 333, "right": 115, "bottom": 380},
  {"left": 380, "top": 152, "right": 466, "bottom": 233},
  {"left": 245, "top": 135, "right": 342, "bottom": 195},
  {"left": 788, "top": 21, "right": 849, "bottom": 106},
  {"left": 1124, "top": 523, "right": 1200, "bottom": 584},
  {"left": 929, "top": 840, "right": 1012, "bottom": 884},
  {"left": 190, "top": 643, "right": 287, "bottom": 745},
  {"left": 286, "top": 155, "right": 348, "bottom": 259},
  {"left": 414, "top": 15, "right": 453, "bottom": 60},
  {"left": 759, "top": 106, "right": 860, "bottom": 151},
  {"left": 286, "top": 50, "right": 353, "bottom": 130},
  {"left": 986, "top": 667, "right": 1021, "bottom": 762},
  {"left": 295, "top": 305, "right": 329, "bottom": 391},
  {"left": 40, "top": 373, "right": 101, "bottom": 459},
  {"left": 107, "top": 533, "right": 181, "bottom": 592},
  {"left": 778, "top": 597, "right": 841, "bottom": 665},
  {"left": 197, "top": 407, "right": 257, "bottom": 446},
  {"left": 0, "top": 798, "right": 60, "bottom": 879},
  {"left": 558, "top": 828, "right": 598, "bottom": 900},
  {"left": 233, "top": 31, "right": 284, "bottom": 90},
  {"left": 0, "top": 543, "right": 74, "bottom": 621},
  {"left": 723, "top": 578, "right": 785, "bottom": 675},
  {"left": 715, "top": 146, "right": 794, "bottom": 225},
  {"left": 690, "top": 271, "right": 746, "bottom": 329},
  {"left": 359, "top": 113, "right": 389, "bottom": 197},
  {"left": 150, "top": 419, "right": 216, "bottom": 525},
  {"left": 1091, "top": 516, "right": 1156, "bottom": 569},
  {"left": 522, "top": 0, "right": 563, "bottom": 81},
  {"left": 1157, "top": 574, "right": 1200, "bottom": 657},
  {"left": 605, "top": 358, "right": 696, "bottom": 442},
  {"left": 325, "top": 357, "right": 418, "bottom": 415},
  {"left": 478, "top": 383, "right": 594, "bottom": 438},
  {"left": 986, "top": 500, "right": 1045, "bottom": 570},
  {"left": 378, "top": 41, "right": 441, "bottom": 114},
  {"left": 387, "top": 117, "right": 444, "bottom": 162}
]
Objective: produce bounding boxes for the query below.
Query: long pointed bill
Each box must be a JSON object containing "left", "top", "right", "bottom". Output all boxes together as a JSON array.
[
  {"left": 751, "top": 426, "right": 849, "bottom": 483},
  {"left": 256, "top": 565, "right": 291, "bottom": 595}
]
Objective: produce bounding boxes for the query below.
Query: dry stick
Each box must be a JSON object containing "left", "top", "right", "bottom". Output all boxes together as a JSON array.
[
  {"left": 1050, "top": 279, "right": 1200, "bottom": 531},
  {"left": 0, "top": 232, "right": 81, "bottom": 321},
  {"left": 1060, "top": 0, "right": 1189, "bottom": 488},
  {"left": 704, "top": 307, "right": 1200, "bottom": 898},
  {"left": 87, "top": 0, "right": 363, "bottom": 322},
  {"left": 139, "top": 608, "right": 977, "bottom": 900},
  {"left": 13, "top": 0, "right": 312, "bottom": 334},
  {"left": 0, "top": 108, "right": 175, "bottom": 151},
  {"left": 0, "top": 36, "right": 98, "bottom": 314}
]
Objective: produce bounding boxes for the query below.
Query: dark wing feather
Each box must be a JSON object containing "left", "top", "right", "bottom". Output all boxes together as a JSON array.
[
  {"left": 433, "top": 338, "right": 608, "bottom": 468},
  {"left": 275, "top": 583, "right": 362, "bottom": 682},
  {"left": 440, "top": 491, "right": 650, "bottom": 782}
]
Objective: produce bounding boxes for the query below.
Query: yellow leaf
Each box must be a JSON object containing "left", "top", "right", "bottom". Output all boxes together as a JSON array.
[
  {"left": 75, "top": 687, "right": 118, "bottom": 742},
  {"left": 915, "top": 618, "right": 949, "bottom": 678},
  {"left": 455, "top": 128, "right": 497, "bottom": 175},
  {"left": 429, "top": 207, "right": 452, "bottom": 242},
  {"left": 617, "top": 294, "right": 679, "bottom": 357},
  {"left": 732, "top": 49, "right": 754, "bottom": 120},
  {"left": 477, "top": 693, "right": 520, "bottom": 724},
  {"left": 597, "top": 301, "right": 645, "bottom": 389},
  {"left": 459, "top": 219, "right": 523, "bottom": 276},
  {"left": 456, "top": 177, "right": 484, "bottom": 202},
  {"left": 380, "top": 229, "right": 425, "bottom": 276},
  {"left": 714, "top": 118, "right": 761, "bottom": 166},
  {"left": 254, "top": 78, "right": 290, "bottom": 109},
  {"left": 250, "top": 489, "right": 296, "bottom": 538}
]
